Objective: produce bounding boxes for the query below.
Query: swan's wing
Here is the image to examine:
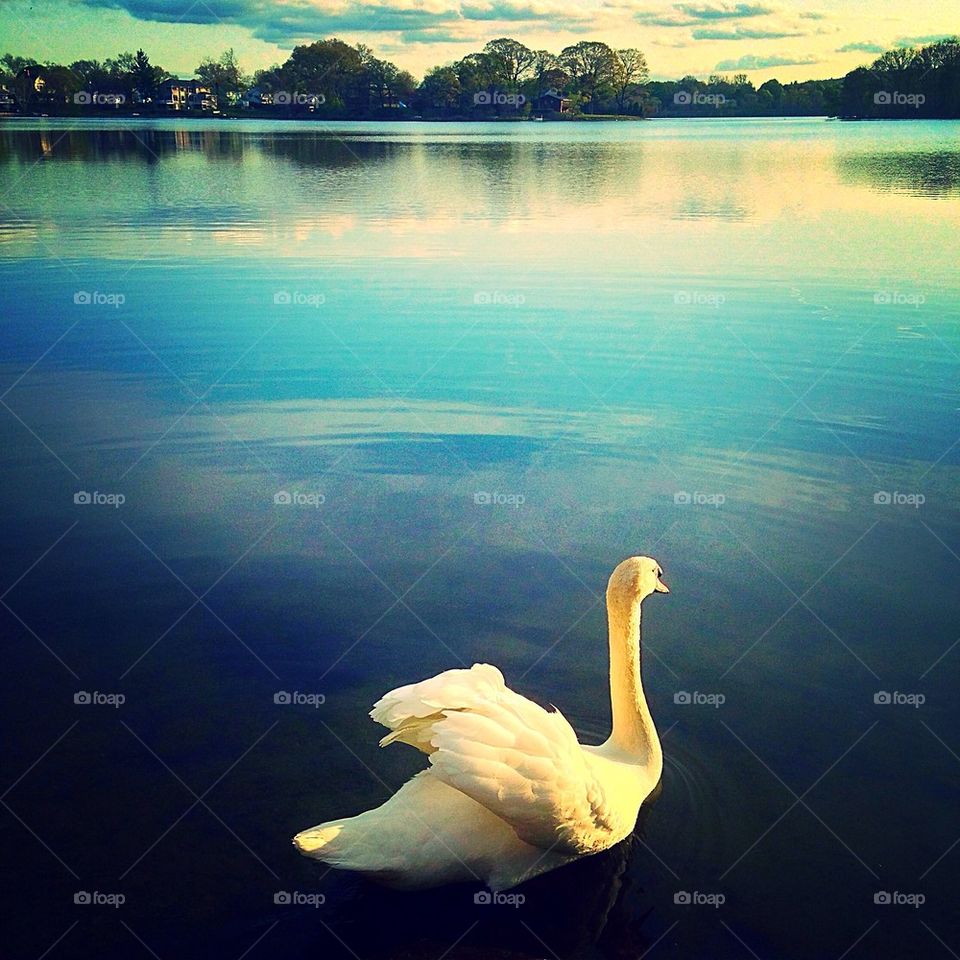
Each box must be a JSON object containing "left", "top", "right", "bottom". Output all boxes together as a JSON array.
[
  {"left": 370, "top": 663, "right": 507, "bottom": 755},
  {"left": 370, "top": 663, "right": 617, "bottom": 854}
]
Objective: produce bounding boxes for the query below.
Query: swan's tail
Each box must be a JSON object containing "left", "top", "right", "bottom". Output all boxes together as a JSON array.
[
  {"left": 293, "top": 812, "right": 416, "bottom": 885},
  {"left": 292, "top": 822, "right": 345, "bottom": 857},
  {"left": 293, "top": 812, "right": 398, "bottom": 874},
  {"left": 291, "top": 771, "right": 501, "bottom": 888},
  {"left": 292, "top": 770, "right": 570, "bottom": 890}
]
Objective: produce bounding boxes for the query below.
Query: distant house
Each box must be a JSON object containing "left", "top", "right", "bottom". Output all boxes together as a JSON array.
[
  {"left": 157, "top": 78, "right": 189, "bottom": 110},
  {"left": 186, "top": 85, "right": 217, "bottom": 111},
  {"left": 158, "top": 78, "right": 216, "bottom": 111},
  {"left": 11, "top": 66, "right": 46, "bottom": 106},
  {"left": 17, "top": 67, "right": 46, "bottom": 94},
  {"left": 535, "top": 91, "right": 571, "bottom": 114}
]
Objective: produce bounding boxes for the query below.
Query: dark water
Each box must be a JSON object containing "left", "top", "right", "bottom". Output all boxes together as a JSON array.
[{"left": 0, "top": 118, "right": 958, "bottom": 959}]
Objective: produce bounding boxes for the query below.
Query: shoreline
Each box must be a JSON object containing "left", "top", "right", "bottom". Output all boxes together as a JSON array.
[{"left": 4, "top": 113, "right": 958, "bottom": 123}]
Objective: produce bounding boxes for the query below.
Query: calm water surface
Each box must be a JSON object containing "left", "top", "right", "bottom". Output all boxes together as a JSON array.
[{"left": 1, "top": 118, "right": 958, "bottom": 959}]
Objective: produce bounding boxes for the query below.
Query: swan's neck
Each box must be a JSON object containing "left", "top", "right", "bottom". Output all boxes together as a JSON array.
[{"left": 607, "top": 597, "right": 661, "bottom": 768}]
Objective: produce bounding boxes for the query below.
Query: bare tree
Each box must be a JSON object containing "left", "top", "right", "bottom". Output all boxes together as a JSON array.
[
  {"left": 531, "top": 49, "right": 560, "bottom": 100},
  {"left": 483, "top": 38, "right": 536, "bottom": 88},
  {"left": 559, "top": 41, "right": 615, "bottom": 111},
  {"left": 611, "top": 48, "right": 649, "bottom": 113}
]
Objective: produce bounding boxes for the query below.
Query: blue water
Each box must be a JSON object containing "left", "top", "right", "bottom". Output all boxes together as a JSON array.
[{"left": 1, "top": 118, "right": 958, "bottom": 959}]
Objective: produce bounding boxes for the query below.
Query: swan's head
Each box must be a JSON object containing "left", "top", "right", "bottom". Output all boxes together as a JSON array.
[{"left": 607, "top": 556, "right": 670, "bottom": 605}]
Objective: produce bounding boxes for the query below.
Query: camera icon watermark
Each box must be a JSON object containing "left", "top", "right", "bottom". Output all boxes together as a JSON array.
[
  {"left": 474, "top": 91, "right": 526, "bottom": 106},
  {"left": 674, "top": 91, "right": 728, "bottom": 107},
  {"left": 874, "top": 890, "right": 925, "bottom": 907},
  {"left": 873, "top": 91, "right": 925, "bottom": 107},
  {"left": 273, "top": 91, "right": 326, "bottom": 107},
  {"left": 74, "top": 91, "right": 126, "bottom": 106},
  {"left": 674, "top": 491, "right": 725, "bottom": 508},
  {"left": 674, "top": 691, "right": 725, "bottom": 708},
  {"left": 74, "top": 490, "right": 126, "bottom": 508},
  {"left": 872, "top": 491, "right": 924, "bottom": 508},
  {"left": 273, "top": 290, "right": 325, "bottom": 307},
  {"left": 674, "top": 890, "right": 725, "bottom": 907},
  {"left": 473, "top": 889, "right": 526, "bottom": 907},
  {"left": 473, "top": 491, "right": 526, "bottom": 509},
  {"left": 74, "top": 290, "right": 125, "bottom": 308},
  {"left": 74, "top": 691, "right": 126, "bottom": 708},
  {"left": 873, "top": 290, "right": 925, "bottom": 308},
  {"left": 274, "top": 690, "right": 326, "bottom": 707},
  {"left": 674, "top": 290, "right": 725, "bottom": 308},
  {"left": 473, "top": 291, "right": 526, "bottom": 307},
  {"left": 74, "top": 891, "right": 125, "bottom": 907},
  {"left": 873, "top": 691, "right": 925, "bottom": 708},
  {"left": 274, "top": 890, "right": 326, "bottom": 907},
  {"left": 273, "top": 490, "right": 325, "bottom": 508}
]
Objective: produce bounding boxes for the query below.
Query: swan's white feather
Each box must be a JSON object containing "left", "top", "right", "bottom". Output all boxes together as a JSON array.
[
  {"left": 370, "top": 662, "right": 619, "bottom": 854},
  {"left": 293, "top": 769, "right": 576, "bottom": 890},
  {"left": 371, "top": 663, "right": 506, "bottom": 725}
]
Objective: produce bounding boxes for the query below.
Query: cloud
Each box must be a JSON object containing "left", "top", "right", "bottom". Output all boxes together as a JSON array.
[
  {"left": 631, "top": 1, "right": 776, "bottom": 29},
  {"left": 675, "top": 2, "right": 774, "bottom": 20},
  {"left": 693, "top": 26, "right": 804, "bottom": 39},
  {"left": 64, "top": 0, "right": 960, "bottom": 58},
  {"left": 838, "top": 41, "right": 886, "bottom": 53},
  {"left": 80, "top": 0, "right": 456, "bottom": 40},
  {"left": 714, "top": 53, "right": 819, "bottom": 70},
  {"left": 620, "top": 0, "right": 695, "bottom": 27},
  {"left": 76, "top": 0, "right": 592, "bottom": 44},
  {"left": 400, "top": 27, "right": 472, "bottom": 43},
  {"left": 79, "top": 0, "right": 251, "bottom": 25},
  {"left": 893, "top": 34, "right": 958, "bottom": 48},
  {"left": 77, "top": 0, "right": 819, "bottom": 48},
  {"left": 631, "top": 10, "right": 697, "bottom": 27},
  {"left": 460, "top": 0, "right": 588, "bottom": 23}
]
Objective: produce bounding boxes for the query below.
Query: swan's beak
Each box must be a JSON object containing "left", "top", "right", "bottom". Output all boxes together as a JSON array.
[{"left": 654, "top": 577, "right": 670, "bottom": 593}]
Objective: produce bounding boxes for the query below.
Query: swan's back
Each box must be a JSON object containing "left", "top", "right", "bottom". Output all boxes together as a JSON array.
[{"left": 294, "top": 769, "right": 575, "bottom": 890}]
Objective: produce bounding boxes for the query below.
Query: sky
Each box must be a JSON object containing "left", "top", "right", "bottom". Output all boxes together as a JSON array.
[{"left": 0, "top": 0, "right": 957, "bottom": 83}]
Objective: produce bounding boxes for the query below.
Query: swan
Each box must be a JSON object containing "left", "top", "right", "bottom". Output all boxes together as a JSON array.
[{"left": 293, "top": 555, "right": 669, "bottom": 891}]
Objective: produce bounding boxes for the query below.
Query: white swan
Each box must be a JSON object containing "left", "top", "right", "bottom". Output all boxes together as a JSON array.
[{"left": 293, "top": 555, "right": 669, "bottom": 891}]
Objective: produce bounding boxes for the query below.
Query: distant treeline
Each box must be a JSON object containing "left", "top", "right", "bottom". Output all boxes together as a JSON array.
[
  {"left": 2, "top": 35, "right": 958, "bottom": 120},
  {"left": 647, "top": 76, "right": 842, "bottom": 117},
  {"left": 839, "top": 42, "right": 960, "bottom": 118}
]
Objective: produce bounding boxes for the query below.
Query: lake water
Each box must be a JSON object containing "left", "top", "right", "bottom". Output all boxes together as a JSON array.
[{"left": 1, "top": 117, "right": 958, "bottom": 960}]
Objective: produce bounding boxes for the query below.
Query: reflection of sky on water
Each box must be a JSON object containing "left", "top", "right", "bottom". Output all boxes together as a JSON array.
[{"left": 2, "top": 120, "right": 959, "bottom": 284}]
